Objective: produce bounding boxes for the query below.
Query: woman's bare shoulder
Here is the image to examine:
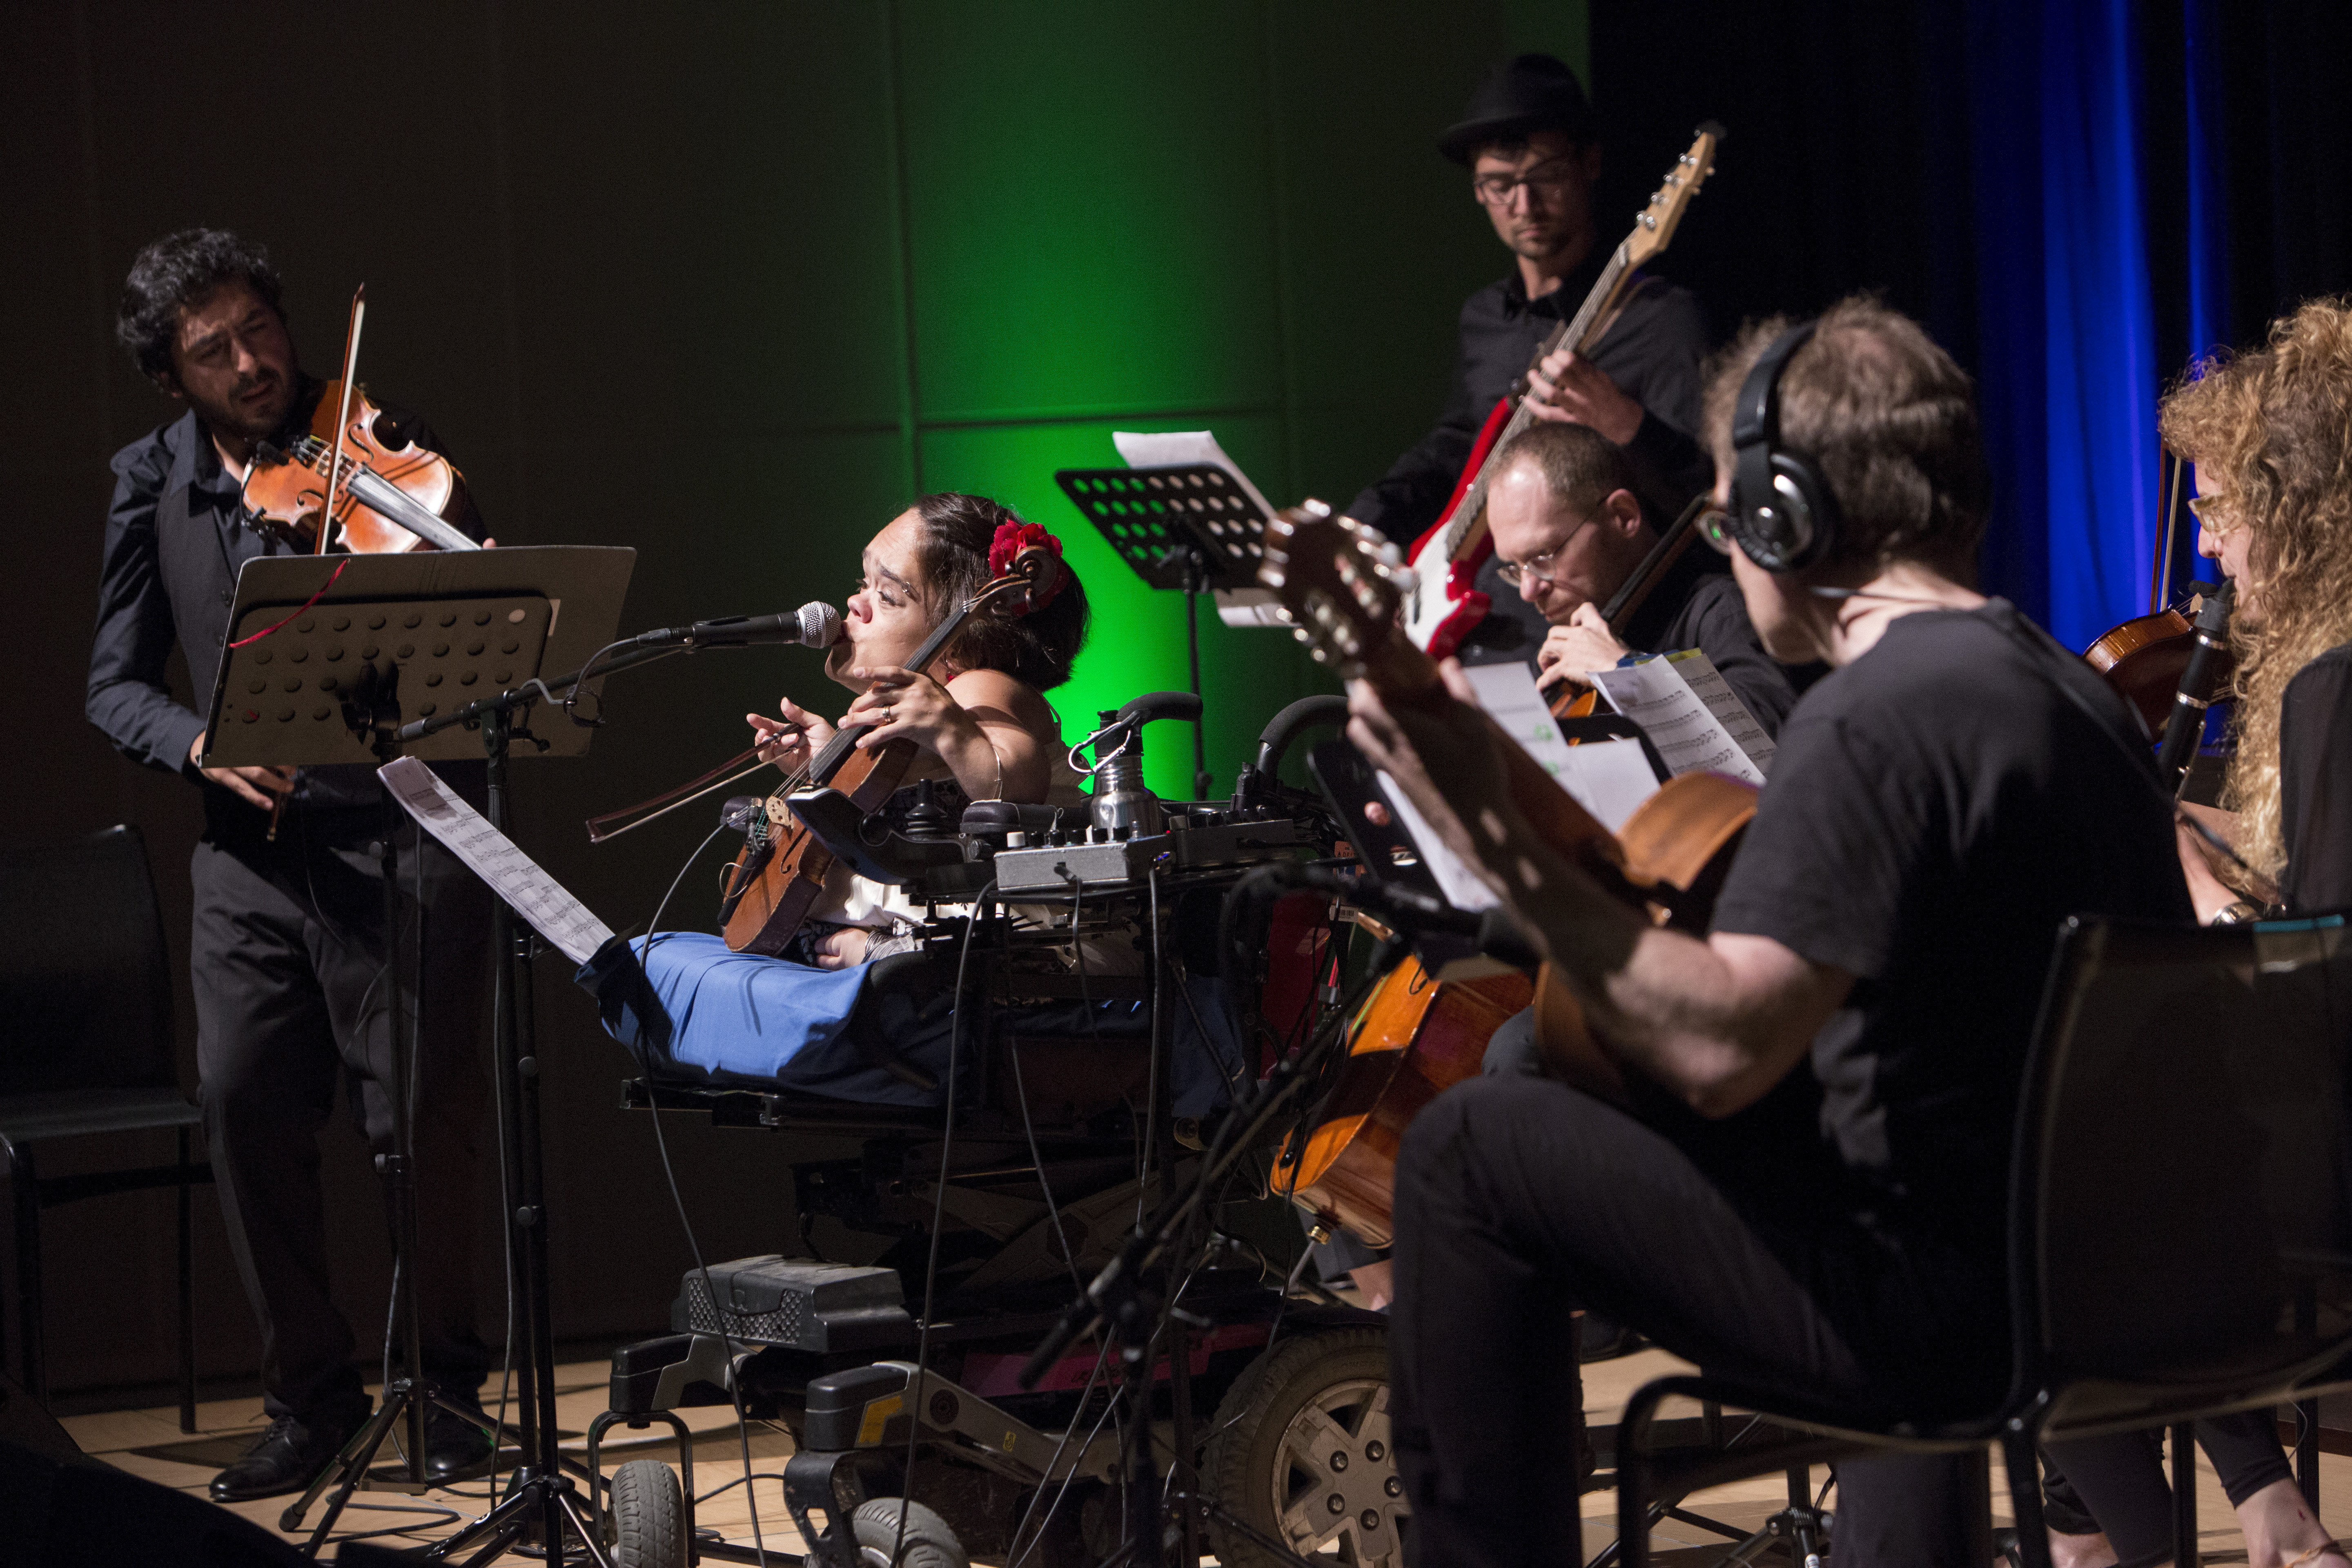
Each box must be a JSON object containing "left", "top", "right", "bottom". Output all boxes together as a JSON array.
[{"left": 945, "top": 667, "right": 1057, "bottom": 730}]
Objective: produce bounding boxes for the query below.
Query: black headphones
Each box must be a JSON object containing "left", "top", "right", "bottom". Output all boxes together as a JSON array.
[{"left": 1728, "top": 320, "right": 1841, "bottom": 572}]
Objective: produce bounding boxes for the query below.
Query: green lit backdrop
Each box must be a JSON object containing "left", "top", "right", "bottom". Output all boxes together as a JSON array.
[{"left": 8, "top": 0, "right": 1587, "bottom": 1388}]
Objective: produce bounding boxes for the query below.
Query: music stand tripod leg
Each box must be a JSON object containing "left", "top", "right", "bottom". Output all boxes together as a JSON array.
[
  {"left": 424, "top": 703, "right": 615, "bottom": 1567},
  {"left": 287, "top": 767, "right": 443, "bottom": 1554}
]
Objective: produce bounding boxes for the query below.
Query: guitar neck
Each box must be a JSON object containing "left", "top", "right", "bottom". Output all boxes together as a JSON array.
[
  {"left": 1432, "top": 244, "right": 1636, "bottom": 563},
  {"left": 1360, "top": 633, "right": 1618, "bottom": 865}
]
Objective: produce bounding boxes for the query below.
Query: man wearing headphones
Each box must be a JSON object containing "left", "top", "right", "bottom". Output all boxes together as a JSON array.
[{"left": 1345, "top": 296, "right": 2188, "bottom": 1564}]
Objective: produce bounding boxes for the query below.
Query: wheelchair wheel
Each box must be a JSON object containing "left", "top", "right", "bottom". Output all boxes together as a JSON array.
[
  {"left": 851, "top": 1497, "right": 969, "bottom": 1568},
  {"left": 608, "top": 1458, "right": 688, "bottom": 1568},
  {"left": 1201, "top": 1325, "right": 1405, "bottom": 1567}
]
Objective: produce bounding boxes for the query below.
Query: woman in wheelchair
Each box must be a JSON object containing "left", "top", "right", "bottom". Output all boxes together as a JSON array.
[
  {"left": 586, "top": 492, "right": 1123, "bottom": 1106},
  {"left": 743, "top": 492, "right": 1093, "bottom": 970}
]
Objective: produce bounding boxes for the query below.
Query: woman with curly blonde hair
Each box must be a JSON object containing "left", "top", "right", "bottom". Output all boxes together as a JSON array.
[{"left": 2166, "top": 297, "right": 2352, "bottom": 920}]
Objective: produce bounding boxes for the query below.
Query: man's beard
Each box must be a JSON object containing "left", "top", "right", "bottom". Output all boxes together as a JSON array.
[{"left": 192, "top": 371, "right": 294, "bottom": 444}]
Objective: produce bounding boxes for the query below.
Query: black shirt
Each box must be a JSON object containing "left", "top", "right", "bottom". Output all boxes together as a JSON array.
[
  {"left": 1347, "top": 252, "right": 1713, "bottom": 546},
  {"left": 1709, "top": 602, "right": 2190, "bottom": 1237},
  {"left": 2281, "top": 642, "right": 2352, "bottom": 915},
  {"left": 87, "top": 381, "right": 485, "bottom": 832},
  {"left": 1461, "top": 542, "right": 1799, "bottom": 739}
]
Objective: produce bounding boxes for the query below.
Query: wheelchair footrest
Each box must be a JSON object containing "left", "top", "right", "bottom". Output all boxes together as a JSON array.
[
  {"left": 608, "top": 1332, "right": 737, "bottom": 1415},
  {"left": 672, "top": 1255, "right": 915, "bottom": 1352}
]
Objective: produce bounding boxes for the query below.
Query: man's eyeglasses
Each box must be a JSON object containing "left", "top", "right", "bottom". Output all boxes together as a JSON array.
[
  {"left": 1472, "top": 158, "right": 1583, "bottom": 208},
  {"left": 1496, "top": 514, "right": 1598, "bottom": 587}
]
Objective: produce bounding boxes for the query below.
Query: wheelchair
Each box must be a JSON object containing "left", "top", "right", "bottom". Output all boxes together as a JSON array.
[{"left": 581, "top": 694, "right": 1405, "bottom": 1568}]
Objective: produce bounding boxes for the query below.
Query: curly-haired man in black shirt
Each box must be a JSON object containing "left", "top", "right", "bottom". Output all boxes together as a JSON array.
[{"left": 88, "top": 229, "right": 494, "bottom": 1502}]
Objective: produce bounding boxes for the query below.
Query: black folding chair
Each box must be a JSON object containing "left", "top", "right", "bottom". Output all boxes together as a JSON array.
[
  {"left": 0, "top": 826, "right": 210, "bottom": 1430},
  {"left": 1614, "top": 912, "right": 2352, "bottom": 1567}
]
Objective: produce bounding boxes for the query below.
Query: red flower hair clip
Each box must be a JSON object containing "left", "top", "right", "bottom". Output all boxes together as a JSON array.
[{"left": 988, "top": 521, "right": 1068, "bottom": 611}]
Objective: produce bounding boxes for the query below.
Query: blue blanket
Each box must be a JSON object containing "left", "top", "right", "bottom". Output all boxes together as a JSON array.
[{"left": 578, "top": 931, "right": 1242, "bottom": 1113}]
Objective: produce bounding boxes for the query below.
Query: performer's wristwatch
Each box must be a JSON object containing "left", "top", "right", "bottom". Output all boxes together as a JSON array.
[{"left": 2209, "top": 900, "right": 2262, "bottom": 926}]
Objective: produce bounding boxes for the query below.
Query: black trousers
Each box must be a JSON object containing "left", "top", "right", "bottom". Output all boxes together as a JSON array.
[
  {"left": 2041, "top": 1414, "right": 2293, "bottom": 1566},
  {"left": 190, "top": 807, "right": 491, "bottom": 1422},
  {"left": 1391, "top": 1072, "right": 2007, "bottom": 1568}
]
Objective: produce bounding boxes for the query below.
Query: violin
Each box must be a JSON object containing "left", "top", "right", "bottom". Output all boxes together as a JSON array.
[
  {"left": 2082, "top": 586, "right": 2233, "bottom": 737},
  {"left": 1546, "top": 492, "right": 1711, "bottom": 722},
  {"left": 717, "top": 544, "right": 1058, "bottom": 956},
  {"left": 2082, "top": 446, "right": 2238, "bottom": 803},
  {"left": 1261, "top": 503, "right": 1759, "bottom": 1238},
  {"left": 240, "top": 287, "right": 477, "bottom": 557}
]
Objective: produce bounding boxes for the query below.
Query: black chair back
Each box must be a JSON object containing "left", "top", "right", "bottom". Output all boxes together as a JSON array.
[
  {"left": 2015, "top": 914, "right": 2352, "bottom": 1433},
  {"left": 0, "top": 826, "right": 177, "bottom": 1097}
]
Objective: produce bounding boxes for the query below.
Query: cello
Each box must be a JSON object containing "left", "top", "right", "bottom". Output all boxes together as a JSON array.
[
  {"left": 1544, "top": 492, "right": 1712, "bottom": 722},
  {"left": 1261, "top": 504, "right": 1757, "bottom": 1241}
]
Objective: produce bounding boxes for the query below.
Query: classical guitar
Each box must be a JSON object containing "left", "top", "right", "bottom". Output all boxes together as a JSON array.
[
  {"left": 717, "top": 544, "right": 1058, "bottom": 955},
  {"left": 1260, "top": 503, "right": 1755, "bottom": 1237},
  {"left": 1401, "top": 122, "right": 1725, "bottom": 659}
]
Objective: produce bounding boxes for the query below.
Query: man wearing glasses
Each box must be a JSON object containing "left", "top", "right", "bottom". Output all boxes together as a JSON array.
[
  {"left": 1347, "top": 54, "right": 1716, "bottom": 668},
  {"left": 1486, "top": 421, "right": 1796, "bottom": 737}
]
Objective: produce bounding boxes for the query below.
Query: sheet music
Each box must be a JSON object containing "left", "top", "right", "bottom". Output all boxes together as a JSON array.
[
  {"left": 378, "top": 757, "right": 615, "bottom": 965},
  {"left": 1460, "top": 660, "right": 1657, "bottom": 831},
  {"left": 1372, "top": 771, "right": 1499, "bottom": 913},
  {"left": 1110, "top": 430, "right": 1291, "bottom": 628},
  {"left": 1586, "top": 651, "right": 1768, "bottom": 784},
  {"left": 1666, "top": 648, "right": 1775, "bottom": 776}
]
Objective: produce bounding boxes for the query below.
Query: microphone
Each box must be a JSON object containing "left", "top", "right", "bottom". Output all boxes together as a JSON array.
[{"left": 636, "top": 601, "right": 840, "bottom": 649}]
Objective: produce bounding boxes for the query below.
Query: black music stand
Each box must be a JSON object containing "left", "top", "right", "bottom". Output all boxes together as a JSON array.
[
  {"left": 199, "top": 546, "right": 634, "bottom": 1559},
  {"left": 1056, "top": 464, "right": 1271, "bottom": 799}
]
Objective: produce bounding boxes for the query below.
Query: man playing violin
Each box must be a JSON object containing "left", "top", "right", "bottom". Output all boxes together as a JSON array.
[
  {"left": 1347, "top": 53, "right": 1715, "bottom": 666},
  {"left": 1346, "top": 297, "right": 2204, "bottom": 1564},
  {"left": 87, "top": 229, "right": 494, "bottom": 1500}
]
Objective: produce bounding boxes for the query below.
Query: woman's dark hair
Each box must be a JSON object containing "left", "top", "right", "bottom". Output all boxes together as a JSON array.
[
  {"left": 116, "top": 229, "right": 285, "bottom": 381},
  {"left": 913, "top": 492, "right": 1089, "bottom": 690}
]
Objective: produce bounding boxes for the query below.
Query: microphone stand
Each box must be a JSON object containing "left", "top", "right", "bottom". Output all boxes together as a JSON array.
[
  {"left": 1015, "top": 924, "right": 1409, "bottom": 1566},
  {"left": 393, "top": 637, "right": 702, "bottom": 1566}
]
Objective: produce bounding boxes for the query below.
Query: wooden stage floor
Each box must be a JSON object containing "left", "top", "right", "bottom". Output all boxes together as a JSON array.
[{"left": 60, "top": 1343, "right": 2352, "bottom": 1563}]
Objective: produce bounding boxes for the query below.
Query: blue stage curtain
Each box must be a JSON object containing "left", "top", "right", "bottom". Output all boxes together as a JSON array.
[{"left": 2033, "top": 0, "right": 2160, "bottom": 652}]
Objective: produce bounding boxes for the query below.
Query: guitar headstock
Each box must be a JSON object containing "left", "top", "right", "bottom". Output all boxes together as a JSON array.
[
  {"left": 1258, "top": 501, "right": 1439, "bottom": 696},
  {"left": 1622, "top": 121, "right": 1724, "bottom": 270}
]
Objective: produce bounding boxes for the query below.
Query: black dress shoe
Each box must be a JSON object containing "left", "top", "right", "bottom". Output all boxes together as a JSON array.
[
  {"left": 210, "top": 1412, "right": 363, "bottom": 1502},
  {"left": 1577, "top": 1310, "right": 1646, "bottom": 1363},
  {"left": 423, "top": 1401, "right": 496, "bottom": 1483}
]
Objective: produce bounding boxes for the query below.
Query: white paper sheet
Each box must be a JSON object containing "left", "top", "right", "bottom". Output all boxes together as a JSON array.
[
  {"left": 1372, "top": 771, "right": 1499, "bottom": 913},
  {"left": 378, "top": 757, "right": 616, "bottom": 965},
  {"left": 1586, "top": 651, "right": 1768, "bottom": 784},
  {"left": 1461, "top": 660, "right": 1660, "bottom": 831},
  {"left": 1110, "top": 430, "right": 1292, "bottom": 628},
  {"left": 1549, "top": 740, "right": 1664, "bottom": 833},
  {"left": 1666, "top": 648, "right": 1775, "bottom": 776}
]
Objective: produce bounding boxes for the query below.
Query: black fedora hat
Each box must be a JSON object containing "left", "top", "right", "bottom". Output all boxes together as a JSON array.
[{"left": 1438, "top": 53, "right": 1596, "bottom": 165}]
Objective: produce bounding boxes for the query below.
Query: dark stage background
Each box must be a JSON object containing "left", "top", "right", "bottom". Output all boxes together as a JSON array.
[
  {"left": 8, "top": 0, "right": 2349, "bottom": 1410},
  {"left": 2, "top": 0, "right": 1584, "bottom": 1406}
]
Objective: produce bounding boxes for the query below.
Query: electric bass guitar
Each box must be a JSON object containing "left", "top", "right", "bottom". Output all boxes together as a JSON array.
[{"left": 1401, "top": 121, "right": 1725, "bottom": 658}]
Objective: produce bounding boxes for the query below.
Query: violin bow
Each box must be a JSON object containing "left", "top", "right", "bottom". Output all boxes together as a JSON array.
[{"left": 319, "top": 285, "right": 367, "bottom": 555}]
